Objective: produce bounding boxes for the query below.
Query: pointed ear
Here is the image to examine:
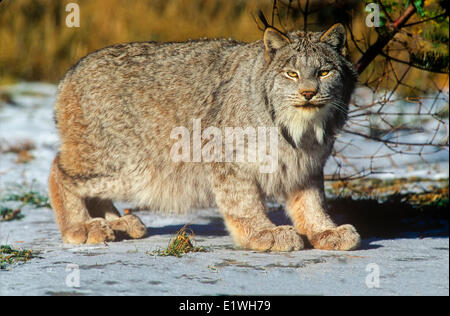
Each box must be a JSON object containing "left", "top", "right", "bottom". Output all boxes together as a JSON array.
[
  {"left": 319, "top": 23, "right": 347, "bottom": 55},
  {"left": 264, "top": 27, "right": 290, "bottom": 63}
]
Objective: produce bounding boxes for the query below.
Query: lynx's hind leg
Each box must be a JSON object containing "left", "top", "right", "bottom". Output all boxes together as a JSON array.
[
  {"left": 49, "top": 157, "right": 147, "bottom": 243},
  {"left": 48, "top": 157, "right": 115, "bottom": 244}
]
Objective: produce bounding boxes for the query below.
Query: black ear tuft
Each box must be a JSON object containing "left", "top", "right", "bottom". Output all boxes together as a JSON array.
[{"left": 258, "top": 10, "right": 270, "bottom": 29}]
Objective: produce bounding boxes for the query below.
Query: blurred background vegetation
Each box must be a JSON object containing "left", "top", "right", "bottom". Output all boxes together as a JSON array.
[
  {"left": 0, "top": 0, "right": 268, "bottom": 83},
  {"left": 0, "top": 0, "right": 448, "bottom": 94}
]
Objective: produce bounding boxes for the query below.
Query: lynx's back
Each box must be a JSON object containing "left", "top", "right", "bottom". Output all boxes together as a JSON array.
[
  {"left": 54, "top": 27, "right": 357, "bottom": 210},
  {"left": 54, "top": 39, "right": 259, "bottom": 212}
]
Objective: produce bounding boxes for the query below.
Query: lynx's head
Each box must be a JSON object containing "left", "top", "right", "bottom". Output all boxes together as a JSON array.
[{"left": 262, "top": 24, "right": 358, "bottom": 146}]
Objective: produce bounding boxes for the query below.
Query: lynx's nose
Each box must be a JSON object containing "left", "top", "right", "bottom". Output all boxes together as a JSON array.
[{"left": 300, "top": 90, "right": 317, "bottom": 100}]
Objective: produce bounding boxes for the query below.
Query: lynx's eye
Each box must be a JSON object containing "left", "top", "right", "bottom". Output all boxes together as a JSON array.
[
  {"left": 319, "top": 70, "right": 330, "bottom": 77},
  {"left": 286, "top": 71, "right": 299, "bottom": 78}
]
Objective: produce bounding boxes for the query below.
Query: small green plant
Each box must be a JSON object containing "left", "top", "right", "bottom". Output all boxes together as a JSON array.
[
  {"left": 0, "top": 207, "right": 24, "bottom": 221},
  {"left": 3, "top": 191, "right": 51, "bottom": 208},
  {"left": 0, "top": 245, "right": 34, "bottom": 269},
  {"left": 149, "top": 226, "right": 206, "bottom": 258}
]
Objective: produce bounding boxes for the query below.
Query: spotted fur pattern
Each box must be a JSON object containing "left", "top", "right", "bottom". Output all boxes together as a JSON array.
[{"left": 49, "top": 24, "right": 360, "bottom": 251}]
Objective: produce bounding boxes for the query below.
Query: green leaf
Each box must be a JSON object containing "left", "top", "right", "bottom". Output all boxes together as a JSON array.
[{"left": 414, "top": 0, "right": 425, "bottom": 17}]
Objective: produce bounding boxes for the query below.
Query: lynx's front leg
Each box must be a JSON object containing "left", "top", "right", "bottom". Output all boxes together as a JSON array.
[
  {"left": 212, "top": 169, "right": 303, "bottom": 252},
  {"left": 286, "top": 176, "right": 360, "bottom": 251}
]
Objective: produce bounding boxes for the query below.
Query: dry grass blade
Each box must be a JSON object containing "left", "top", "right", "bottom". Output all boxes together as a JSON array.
[
  {"left": 1, "top": 139, "right": 36, "bottom": 154},
  {"left": 0, "top": 139, "right": 36, "bottom": 164}
]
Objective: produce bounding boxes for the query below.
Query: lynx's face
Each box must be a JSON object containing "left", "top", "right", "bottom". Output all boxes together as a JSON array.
[
  {"left": 276, "top": 52, "right": 345, "bottom": 110},
  {"left": 263, "top": 24, "right": 357, "bottom": 145}
]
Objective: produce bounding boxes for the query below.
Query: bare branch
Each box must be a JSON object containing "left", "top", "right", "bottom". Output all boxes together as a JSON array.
[
  {"left": 379, "top": 52, "right": 449, "bottom": 74},
  {"left": 342, "top": 129, "right": 449, "bottom": 148},
  {"left": 403, "top": 12, "right": 448, "bottom": 27},
  {"left": 355, "top": 3, "right": 417, "bottom": 74}
]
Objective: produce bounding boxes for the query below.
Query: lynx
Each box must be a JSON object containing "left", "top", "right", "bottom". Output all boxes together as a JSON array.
[{"left": 49, "top": 23, "right": 361, "bottom": 251}]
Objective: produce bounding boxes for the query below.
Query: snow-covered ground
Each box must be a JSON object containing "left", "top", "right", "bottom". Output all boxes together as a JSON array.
[
  {"left": 326, "top": 85, "right": 449, "bottom": 180},
  {"left": 0, "top": 205, "right": 448, "bottom": 296},
  {"left": 0, "top": 83, "right": 59, "bottom": 192},
  {"left": 0, "top": 82, "right": 448, "bottom": 296}
]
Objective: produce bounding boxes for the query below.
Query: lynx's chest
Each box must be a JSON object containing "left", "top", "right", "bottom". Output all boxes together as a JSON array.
[{"left": 257, "top": 133, "right": 333, "bottom": 200}]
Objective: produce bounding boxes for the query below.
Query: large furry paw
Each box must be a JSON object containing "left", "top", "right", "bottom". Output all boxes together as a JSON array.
[
  {"left": 61, "top": 223, "right": 89, "bottom": 244},
  {"left": 85, "top": 218, "right": 116, "bottom": 244},
  {"left": 245, "top": 226, "right": 304, "bottom": 252},
  {"left": 109, "top": 214, "right": 147, "bottom": 240},
  {"left": 310, "top": 224, "right": 361, "bottom": 251},
  {"left": 62, "top": 219, "right": 116, "bottom": 244}
]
